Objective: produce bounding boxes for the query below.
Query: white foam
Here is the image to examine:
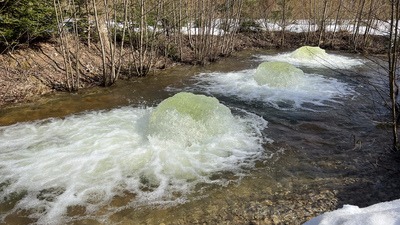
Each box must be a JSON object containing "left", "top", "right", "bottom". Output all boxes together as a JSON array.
[
  {"left": 186, "top": 69, "right": 354, "bottom": 110},
  {"left": 255, "top": 51, "right": 364, "bottom": 69},
  {"left": 0, "top": 104, "right": 267, "bottom": 224}
]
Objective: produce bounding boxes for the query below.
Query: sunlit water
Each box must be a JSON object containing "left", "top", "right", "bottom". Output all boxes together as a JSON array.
[
  {"left": 0, "top": 49, "right": 397, "bottom": 225},
  {"left": 0, "top": 92, "right": 268, "bottom": 224},
  {"left": 169, "top": 55, "right": 356, "bottom": 110},
  {"left": 255, "top": 47, "right": 364, "bottom": 69}
]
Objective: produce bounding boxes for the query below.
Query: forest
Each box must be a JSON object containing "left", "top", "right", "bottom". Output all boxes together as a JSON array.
[{"left": 0, "top": 0, "right": 392, "bottom": 86}]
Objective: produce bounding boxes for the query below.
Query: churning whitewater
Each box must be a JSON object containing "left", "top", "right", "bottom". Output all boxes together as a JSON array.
[
  {"left": 255, "top": 46, "right": 364, "bottom": 69},
  {"left": 179, "top": 69, "right": 354, "bottom": 110},
  {"left": 167, "top": 48, "right": 361, "bottom": 111},
  {"left": 0, "top": 92, "right": 268, "bottom": 224}
]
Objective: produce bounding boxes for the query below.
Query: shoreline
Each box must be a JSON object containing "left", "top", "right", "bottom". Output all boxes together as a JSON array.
[
  {"left": 0, "top": 31, "right": 388, "bottom": 109},
  {"left": 1, "top": 32, "right": 400, "bottom": 225}
]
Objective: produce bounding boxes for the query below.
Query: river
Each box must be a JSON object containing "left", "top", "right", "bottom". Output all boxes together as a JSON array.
[{"left": 1, "top": 49, "right": 400, "bottom": 225}]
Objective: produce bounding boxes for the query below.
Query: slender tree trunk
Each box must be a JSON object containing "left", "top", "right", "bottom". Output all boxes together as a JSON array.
[
  {"left": 280, "top": 0, "right": 286, "bottom": 47},
  {"left": 178, "top": 0, "right": 183, "bottom": 60},
  {"left": 303, "top": 0, "right": 312, "bottom": 43},
  {"left": 115, "top": 0, "right": 128, "bottom": 82},
  {"left": 353, "top": 0, "right": 366, "bottom": 51},
  {"left": 107, "top": 0, "right": 116, "bottom": 84},
  {"left": 53, "top": 0, "right": 79, "bottom": 91},
  {"left": 388, "top": 0, "right": 400, "bottom": 151},
  {"left": 137, "top": 0, "right": 146, "bottom": 75},
  {"left": 362, "top": 0, "right": 374, "bottom": 49},
  {"left": 93, "top": 0, "right": 110, "bottom": 86},
  {"left": 72, "top": 0, "right": 80, "bottom": 89},
  {"left": 318, "top": 0, "right": 328, "bottom": 46},
  {"left": 53, "top": 0, "right": 70, "bottom": 90},
  {"left": 85, "top": 0, "right": 92, "bottom": 48},
  {"left": 331, "top": 0, "right": 342, "bottom": 41},
  {"left": 221, "top": 0, "right": 233, "bottom": 55}
]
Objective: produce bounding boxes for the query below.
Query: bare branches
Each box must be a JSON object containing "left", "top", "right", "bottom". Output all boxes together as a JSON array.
[
  {"left": 53, "top": 0, "right": 81, "bottom": 91},
  {"left": 388, "top": 0, "right": 400, "bottom": 151}
]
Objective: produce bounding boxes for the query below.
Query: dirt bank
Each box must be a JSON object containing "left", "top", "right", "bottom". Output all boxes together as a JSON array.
[{"left": 0, "top": 43, "right": 100, "bottom": 106}]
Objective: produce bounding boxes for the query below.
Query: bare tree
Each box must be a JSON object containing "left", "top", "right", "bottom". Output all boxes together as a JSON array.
[
  {"left": 279, "top": 0, "right": 288, "bottom": 46},
  {"left": 220, "top": 0, "right": 243, "bottom": 56},
  {"left": 92, "top": 0, "right": 110, "bottom": 85},
  {"left": 352, "top": 0, "right": 366, "bottom": 51},
  {"left": 91, "top": 0, "right": 128, "bottom": 85},
  {"left": 53, "top": 0, "right": 81, "bottom": 91},
  {"left": 331, "top": 0, "right": 343, "bottom": 41},
  {"left": 388, "top": 0, "right": 400, "bottom": 151},
  {"left": 318, "top": 0, "right": 329, "bottom": 46}
]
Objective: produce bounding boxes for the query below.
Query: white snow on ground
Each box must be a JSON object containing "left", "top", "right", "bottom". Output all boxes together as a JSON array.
[
  {"left": 238, "top": 19, "right": 392, "bottom": 36},
  {"left": 69, "top": 18, "right": 392, "bottom": 36},
  {"left": 303, "top": 199, "right": 400, "bottom": 225}
]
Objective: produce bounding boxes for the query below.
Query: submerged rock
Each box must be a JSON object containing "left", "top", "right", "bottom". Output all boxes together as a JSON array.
[
  {"left": 290, "top": 46, "right": 328, "bottom": 60},
  {"left": 253, "top": 61, "right": 304, "bottom": 87}
]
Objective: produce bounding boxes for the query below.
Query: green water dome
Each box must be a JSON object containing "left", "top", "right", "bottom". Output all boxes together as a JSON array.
[
  {"left": 290, "top": 46, "right": 328, "bottom": 60},
  {"left": 148, "top": 92, "right": 235, "bottom": 144},
  {"left": 253, "top": 61, "right": 304, "bottom": 88}
]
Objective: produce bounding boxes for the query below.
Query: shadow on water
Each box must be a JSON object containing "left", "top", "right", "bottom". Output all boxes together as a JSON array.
[{"left": 1, "top": 49, "right": 400, "bottom": 225}]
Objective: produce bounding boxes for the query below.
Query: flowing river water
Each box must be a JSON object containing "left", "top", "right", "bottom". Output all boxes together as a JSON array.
[{"left": 1, "top": 49, "right": 400, "bottom": 225}]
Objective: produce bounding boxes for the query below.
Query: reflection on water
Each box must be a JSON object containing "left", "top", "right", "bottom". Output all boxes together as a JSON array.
[{"left": 0, "top": 50, "right": 398, "bottom": 225}]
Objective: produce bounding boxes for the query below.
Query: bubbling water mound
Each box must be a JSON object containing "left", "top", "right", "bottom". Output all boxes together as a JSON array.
[
  {"left": 253, "top": 61, "right": 304, "bottom": 87},
  {"left": 175, "top": 69, "right": 355, "bottom": 110},
  {"left": 290, "top": 46, "right": 328, "bottom": 60},
  {"left": 0, "top": 98, "right": 268, "bottom": 224},
  {"left": 149, "top": 92, "right": 234, "bottom": 143},
  {"left": 255, "top": 46, "right": 364, "bottom": 69}
]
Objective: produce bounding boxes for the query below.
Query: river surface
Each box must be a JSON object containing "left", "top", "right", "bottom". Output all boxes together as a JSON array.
[{"left": 1, "top": 49, "right": 400, "bottom": 225}]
